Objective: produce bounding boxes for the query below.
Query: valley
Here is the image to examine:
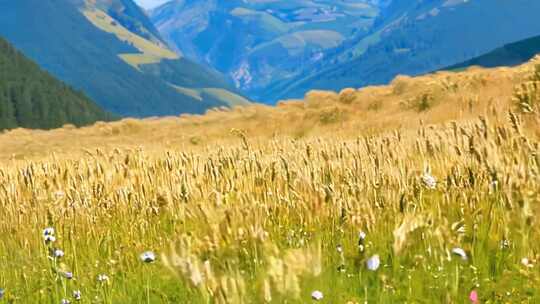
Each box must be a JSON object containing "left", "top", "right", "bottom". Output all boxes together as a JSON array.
[
  {"left": 151, "top": 0, "right": 540, "bottom": 103},
  {"left": 151, "top": 0, "right": 384, "bottom": 101}
]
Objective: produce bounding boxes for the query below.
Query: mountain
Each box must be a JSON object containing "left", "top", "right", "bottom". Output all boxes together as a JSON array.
[
  {"left": 151, "top": 0, "right": 540, "bottom": 103},
  {"left": 150, "top": 0, "right": 385, "bottom": 101},
  {"left": 0, "top": 36, "right": 113, "bottom": 130},
  {"left": 0, "top": 0, "right": 249, "bottom": 117},
  {"left": 446, "top": 35, "right": 540, "bottom": 71},
  {"left": 261, "top": 0, "right": 540, "bottom": 102}
]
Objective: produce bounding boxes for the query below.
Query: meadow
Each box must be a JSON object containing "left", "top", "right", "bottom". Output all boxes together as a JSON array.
[{"left": 1, "top": 59, "right": 540, "bottom": 303}]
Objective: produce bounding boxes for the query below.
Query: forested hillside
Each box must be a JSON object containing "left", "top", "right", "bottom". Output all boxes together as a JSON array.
[
  {"left": 0, "top": 0, "right": 246, "bottom": 117},
  {"left": 0, "top": 37, "right": 113, "bottom": 130}
]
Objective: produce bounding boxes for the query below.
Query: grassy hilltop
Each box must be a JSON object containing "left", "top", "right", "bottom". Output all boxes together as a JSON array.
[{"left": 1, "top": 58, "right": 540, "bottom": 303}]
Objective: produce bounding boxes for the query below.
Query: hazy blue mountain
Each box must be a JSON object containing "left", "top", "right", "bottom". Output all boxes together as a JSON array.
[
  {"left": 0, "top": 0, "right": 249, "bottom": 117},
  {"left": 94, "top": 0, "right": 167, "bottom": 45},
  {"left": 446, "top": 35, "right": 540, "bottom": 71},
  {"left": 0, "top": 36, "right": 113, "bottom": 130},
  {"left": 261, "top": 0, "right": 540, "bottom": 102},
  {"left": 152, "top": 0, "right": 540, "bottom": 103},
  {"left": 151, "top": 0, "right": 383, "bottom": 101}
]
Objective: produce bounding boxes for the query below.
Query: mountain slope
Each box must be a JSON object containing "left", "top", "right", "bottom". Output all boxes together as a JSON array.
[
  {"left": 151, "top": 0, "right": 540, "bottom": 103},
  {"left": 90, "top": 0, "right": 167, "bottom": 46},
  {"left": 0, "top": 36, "right": 113, "bottom": 130},
  {"left": 262, "top": 0, "right": 540, "bottom": 102},
  {"left": 446, "top": 35, "right": 540, "bottom": 71},
  {"left": 151, "top": 0, "right": 383, "bottom": 100},
  {"left": 0, "top": 0, "right": 246, "bottom": 117}
]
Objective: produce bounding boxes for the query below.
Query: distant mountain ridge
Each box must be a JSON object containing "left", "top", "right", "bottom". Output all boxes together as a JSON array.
[
  {"left": 260, "top": 0, "right": 540, "bottom": 102},
  {"left": 151, "top": 0, "right": 540, "bottom": 103},
  {"left": 445, "top": 35, "right": 540, "bottom": 71},
  {"left": 0, "top": 0, "right": 249, "bottom": 117},
  {"left": 0, "top": 36, "right": 113, "bottom": 130},
  {"left": 150, "top": 0, "right": 383, "bottom": 101}
]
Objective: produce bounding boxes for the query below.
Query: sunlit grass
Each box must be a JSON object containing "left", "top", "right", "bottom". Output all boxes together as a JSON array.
[
  {"left": 1, "top": 58, "right": 540, "bottom": 303},
  {"left": 82, "top": 8, "right": 178, "bottom": 68}
]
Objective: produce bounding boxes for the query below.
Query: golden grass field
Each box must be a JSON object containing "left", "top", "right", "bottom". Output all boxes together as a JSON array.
[{"left": 1, "top": 58, "right": 540, "bottom": 303}]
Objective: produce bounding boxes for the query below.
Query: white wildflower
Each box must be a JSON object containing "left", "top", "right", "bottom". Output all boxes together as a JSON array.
[
  {"left": 451, "top": 248, "right": 467, "bottom": 261},
  {"left": 44, "top": 235, "right": 56, "bottom": 244},
  {"left": 358, "top": 231, "right": 366, "bottom": 252},
  {"left": 140, "top": 251, "right": 156, "bottom": 263},
  {"left": 366, "top": 254, "right": 380, "bottom": 271},
  {"left": 53, "top": 249, "right": 65, "bottom": 258},
  {"left": 63, "top": 272, "right": 73, "bottom": 280},
  {"left": 422, "top": 173, "right": 437, "bottom": 189},
  {"left": 43, "top": 227, "right": 55, "bottom": 237},
  {"left": 43, "top": 227, "right": 56, "bottom": 243},
  {"left": 97, "top": 274, "right": 109, "bottom": 283},
  {"left": 311, "top": 290, "right": 324, "bottom": 301},
  {"left": 73, "top": 290, "right": 82, "bottom": 301},
  {"left": 521, "top": 257, "right": 533, "bottom": 268},
  {"left": 358, "top": 231, "right": 367, "bottom": 242}
]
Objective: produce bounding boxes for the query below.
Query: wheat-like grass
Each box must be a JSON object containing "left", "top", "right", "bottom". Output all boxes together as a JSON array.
[{"left": 0, "top": 60, "right": 539, "bottom": 303}]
